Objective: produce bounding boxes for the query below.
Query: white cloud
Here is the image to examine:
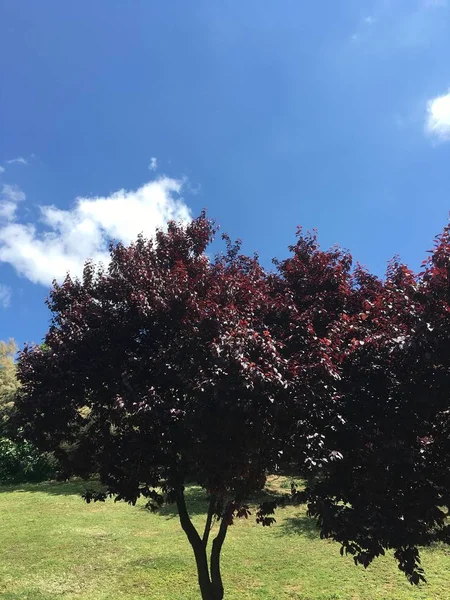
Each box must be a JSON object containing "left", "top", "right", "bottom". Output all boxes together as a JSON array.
[
  {"left": 0, "top": 284, "right": 11, "bottom": 308},
  {"left": 1, "top": 184, "right": 26, "bottom": 204},
  {"left": 0, "top": 203, "right": 18, "bottom": 221},
  {"left": 0, "top": 177, "right": 192, "bottom": 286},
  {"left": 0, "top": 166, "right": 5, "bottom": 174},
  {"left": 7, "top": 157, "right": 28, "bottom": 165},
  {"left": 149, "top": 157, "right": 158, "bottom": 171},
  {"left": 0, "top": 184, "right": 26, "bottom": 221},
  {"left": 425, "top": 91, "right": 450, "bottom": 141}
]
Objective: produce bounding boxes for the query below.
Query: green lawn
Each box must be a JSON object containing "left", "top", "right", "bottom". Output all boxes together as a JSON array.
[{"left": 0, "top": 479, "right": 449, "bottom": 600}]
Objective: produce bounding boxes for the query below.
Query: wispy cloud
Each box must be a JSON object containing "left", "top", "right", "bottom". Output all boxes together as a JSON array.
[
  {"left": 0, "top": 284, "right": 11, "bottom": 309},
  {"left": 349, "top": 0, "right": 448, "bottom": 50},
  {"left": 0, "top": 166, "right": 5, "bottom": 174},
  {"left": 0, "top": 178, "right": 192, "bottom": 286},
  {"left": 425, "top": 91, "right": 450, "bottom": 141},
  {"left": 149, "top": 157, "right": 158, "bottom": 171},
  {"left": 6, "top": 157, "right": 28, "bottom": 166},
  {"left": 1, "top": 184, "right": 26, "bottom": 204},
  {"left": 0, "top": 184, "right": 26, "bottom": 221}
]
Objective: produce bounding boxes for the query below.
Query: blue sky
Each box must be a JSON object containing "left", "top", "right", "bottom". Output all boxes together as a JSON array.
[{"left": 1, "top": 0, "right": 450, "bottom": 347}]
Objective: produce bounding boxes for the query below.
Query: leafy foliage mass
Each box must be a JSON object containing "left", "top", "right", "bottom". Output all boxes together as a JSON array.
[
  {"left": 0, "top": 339, "right": 19, "bottom": 431},
  {"left": 284, "top": 228, "right": 450, "bottom": 584},
  {"left": 15, "top": 215, "right": 450, "bottom": 599},
  {"left": 0, "top": 437, "right": 57, "bottom": 483},
  {"left": 0, "top": 339, "right": 57, "bottom": 483}
]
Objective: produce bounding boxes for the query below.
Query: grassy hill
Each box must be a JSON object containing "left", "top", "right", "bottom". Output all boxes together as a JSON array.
[{"left": 0, "top": 478, "right": 449, "bottom": 599}]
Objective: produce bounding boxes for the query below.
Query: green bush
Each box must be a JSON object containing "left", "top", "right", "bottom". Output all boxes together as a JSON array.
[{"left": 0, "top": 437, "right": 58, "bottom": 483}]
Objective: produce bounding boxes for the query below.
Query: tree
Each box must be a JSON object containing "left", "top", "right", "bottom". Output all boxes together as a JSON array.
[
  {"left": 16, "top": 216, "right": 450, "bottom": 595},
  {"left": 281, "top": 228, "right": 450, "bottom": 584},
  {"left": 0, "top": 339, "right": 19, "bottom": 431},
  {"left": 16, "top": 215, "right": 294, "bottom": 600}
]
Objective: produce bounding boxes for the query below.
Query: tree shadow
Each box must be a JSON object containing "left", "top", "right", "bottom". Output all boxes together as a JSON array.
[
  {"left": 0, "top": 479, "right": 100, "bottom": 497},
  {"left": 0, "top": 479, "right": 291, "bottom": 525},
  {"left": 143, "top": 485, "right": 287, "bottom": 521},
  {"left": 277, "top": 512, "right": 321, "bottom": 540},
  {"left": 149, "top": 485, "right": 209, "bottom": 519}
]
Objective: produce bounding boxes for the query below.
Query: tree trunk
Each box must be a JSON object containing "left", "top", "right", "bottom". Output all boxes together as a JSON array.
[
  {"left": 176, "top": 489, "right": 229, "bottom": 600},
  {"left": 210, "top": 509, "right": 230, "bottom": 599},
  {"left": 192, "top": 542, "right": 216, "bottom": 600}
]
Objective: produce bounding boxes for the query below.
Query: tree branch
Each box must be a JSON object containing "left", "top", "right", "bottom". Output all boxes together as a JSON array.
[
  {"left": 202, "top": 495, "right": 216, "bottom": 547},
  {"left": 176, "top": 487, "right": 202, "bottom": 549}
]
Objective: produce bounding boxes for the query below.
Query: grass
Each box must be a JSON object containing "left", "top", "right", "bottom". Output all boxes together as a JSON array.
[{"left": 0, "top": 478, "right": 449, "bottom": 599}]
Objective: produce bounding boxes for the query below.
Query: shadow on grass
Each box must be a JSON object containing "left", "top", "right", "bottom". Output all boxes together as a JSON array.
[
  {"left": 0, "top": 479, "right": 100, "bottom": 497},
  {"left": 277, "top": 513, "right": 321, "bottom": 540},
  {"left": 0, "top": 479, "right": 210, "bottom": 515},
  {"left": 151, "top": 485, "right": 288, "bottom": 520},
  {"left": 149, "top": 486, "right": 209, "bottom": 519},
  {"left": 0, "top": 479, "right": 298, "bottom": 529}
]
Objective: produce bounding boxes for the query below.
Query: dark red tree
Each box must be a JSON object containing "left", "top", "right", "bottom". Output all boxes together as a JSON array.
[
  {"left": 283, "top": 228, "right": 450, "bottom": 583},
  {"left": 15, "top": 216, "right": 450, "bottom": 596},
  {"left": 16, "top": 215, "right": 293, "bottom": 600}
]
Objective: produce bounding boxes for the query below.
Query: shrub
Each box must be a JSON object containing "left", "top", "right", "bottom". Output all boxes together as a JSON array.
[{"left": 0, "top": 437, "right": 57, "bottom": 483}]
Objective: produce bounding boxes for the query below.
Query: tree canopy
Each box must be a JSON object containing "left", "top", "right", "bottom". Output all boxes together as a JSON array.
[
  {"left": 301, "top": 227, "right": 450, "bottom": 583},
  {"left": 16, "top": 215, "right": 450, "bottom": 599},
  {"left": 16, "top": 216, "right": 295, "bottom": 599}
]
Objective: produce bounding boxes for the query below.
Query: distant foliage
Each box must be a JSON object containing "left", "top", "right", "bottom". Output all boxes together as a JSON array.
[
  {"left": 0, "top": 339, "right": 58, "bottom": 483},
  {"left": 0, "top": 339, "right": 19, "bottom": 432},
  {"left": 0, "top": 437, "right": 57, "bottom": 483}
]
